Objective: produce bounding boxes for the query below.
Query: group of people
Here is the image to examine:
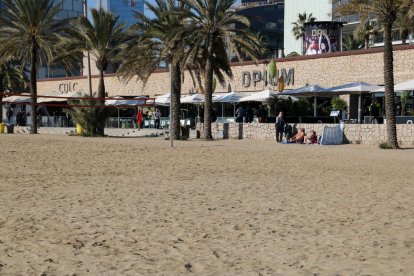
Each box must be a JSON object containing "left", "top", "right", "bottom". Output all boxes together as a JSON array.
[
  {"left": 235, "top": 105, "right": 267, "bottom": 123},
  {"left": 6, "top": 108, "right": 27, "bottom": 126},
  {"left": 275, "top": 112, "right": 318, "bottom": 144},
  {"left": 134, "top": 108, "right": 161, "bottom": 129}
]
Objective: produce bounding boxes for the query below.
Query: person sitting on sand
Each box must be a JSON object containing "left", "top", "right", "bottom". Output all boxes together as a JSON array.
[
  {"left": 305, "top": 130, "right": 317, "bottom": 144},
  {"left": 287, "top": 128, "right": 305, "bottom": 143}
]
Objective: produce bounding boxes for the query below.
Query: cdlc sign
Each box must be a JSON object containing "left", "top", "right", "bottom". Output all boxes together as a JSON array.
[
  {"left": 58, "top": 81, "right": 78, "bottom": 94},
  {"left": 241, "top": 68, "right": 294, "bottom": 88}
]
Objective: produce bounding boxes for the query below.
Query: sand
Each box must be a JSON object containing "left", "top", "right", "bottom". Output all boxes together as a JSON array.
[{"left": 0, "top": 134, "right": 414, "bottom": 275}]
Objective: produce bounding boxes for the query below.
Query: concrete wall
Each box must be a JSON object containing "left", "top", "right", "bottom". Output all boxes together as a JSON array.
[
  {"left": 284, "top": 0, "right": 333, "bottom": 55},
  {"left": 37, "top": 45, "right": 414, "bottom": 98},
  {"left": 196, "top": 123, "right": 414, "bottom": 145}
]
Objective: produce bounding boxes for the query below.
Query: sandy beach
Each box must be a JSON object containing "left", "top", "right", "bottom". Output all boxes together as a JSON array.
[{"left": 1, "top": 134, "right": 414, "bottom": 275}]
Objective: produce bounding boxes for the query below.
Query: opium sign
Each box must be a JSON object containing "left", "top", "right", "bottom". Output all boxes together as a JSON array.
[
  {"left": 241, "top": 68, "right": 294, "bottom": 88},
  {"left": 58, "top": 81, "right": 78, "bottom": 94}
]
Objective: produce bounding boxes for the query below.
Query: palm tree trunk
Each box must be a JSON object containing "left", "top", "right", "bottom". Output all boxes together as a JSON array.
[
  {"left": 97, "top": 69, "right": 105, "bottom": 135},
  {"left": 171, "top": 61, "right": 181, "bottom": 140},
  {"left": 30, "top": 43, "right": 38, "bottom": 134},
  {"left": 365, "top": 36, "right": 369, "bottom": 49},
  {"left": 383, "top": 21, "right": 399, "bottom": 149},
  {"left": 203, "top": 48, "right": 214, "bottom": 140}
]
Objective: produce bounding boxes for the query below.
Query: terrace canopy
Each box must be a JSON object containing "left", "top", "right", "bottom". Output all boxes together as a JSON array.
[
  {"left": 279, "top": 85, "right": 328, "bottom": 117},
  {"left": 327, "top": 82, "right": 382, "bottom": 123}
]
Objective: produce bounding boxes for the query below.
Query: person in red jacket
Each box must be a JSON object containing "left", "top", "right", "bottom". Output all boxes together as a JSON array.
[{"left": 136, "top": 109, "right": 143, "bottom": 130}]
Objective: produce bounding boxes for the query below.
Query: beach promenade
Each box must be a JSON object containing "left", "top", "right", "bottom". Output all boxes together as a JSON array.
[{"left": 0, "top": 135, "right": 413, "bottom": 275}]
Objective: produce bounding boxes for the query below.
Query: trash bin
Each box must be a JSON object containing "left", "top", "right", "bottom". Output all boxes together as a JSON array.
[
  {"left": 6, "top": 124, "right": 14, "bottom": 134},
  {"left": 0, "top": 123, "right": 5, "bottom": 134}
]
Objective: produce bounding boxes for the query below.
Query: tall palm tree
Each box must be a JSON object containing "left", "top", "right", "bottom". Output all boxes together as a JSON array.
[
  {"left": 182, "top": 0, "right": 263, "bottom": 140},
  {"left": 335, "top": 0, "right": 407, "bottom": 149},
  {"left": 0, "top": 0, "right": 69, "bottom": 134},
  {"left": 292, "top": 12, "right": 316, "bottom": 54},
  {"left": 354, "top": 19, "right": 380, "bottom": 49},
  {"left": 63, "top": 8, "right": 125, "bottom": 135},
  {"left": 0, "top": 59, "right": 28, "bottom": 122},
  {"left": 118, "top": 0, "right": 188, "bottom": 140}
]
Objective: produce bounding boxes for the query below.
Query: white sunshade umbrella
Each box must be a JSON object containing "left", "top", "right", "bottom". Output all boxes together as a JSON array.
[
  {"left": 106, "top": 96, "right": 127, "bottom": 106},
  {"left": 279, "top": 85, "right": 328, "bottom": 97},
  {"left": 181, "top": 93, "right": 205, "bottom": 104},
  {"left": 239, "top": 89, "right": 276, "bottom": 102},
  {"left": 373, "top": 79, "right": 414, "bottom": 92},
  {"left": 394, "top": 80, "right": 414, "bottom": 91},
  {"left": 328, "top": 82, "right": 382, "bottom": 123},
  {"left": 37, "top": 90, "right": 83, "bottom": 103},
  {"left": 123, "top": 96, "right": 149, "bottom": 106},
  {"left": 239, "top": 89, "right": 297, "bottom": 102},
  {"left": 279, "top": 85, "right": 328, "bottom": 117},
  {"left": 213, "top": 92, "right": 249, "bottom": 103},
  {"left": 2, "top": 94, "right": 31, "bottom": 103},
  {"left": 327, "top": 82, "right": 382, "bottom": 94},
  {"left": 154, "top": 93, "right": 170, "bottom": 106}
]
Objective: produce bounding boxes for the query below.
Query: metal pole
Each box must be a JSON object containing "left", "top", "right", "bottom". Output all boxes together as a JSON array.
[
  {"left": 222, "top": 102, "right": 224, "bottom": 122},
  {"left": 83, "top": 0, "right": 93, "bottom": 97},
  {"left": 169, "top": 63, "right": 173, "bottom": 148},
  {"left": 358, "top": 94, "right": 362, "bottom": 123}
]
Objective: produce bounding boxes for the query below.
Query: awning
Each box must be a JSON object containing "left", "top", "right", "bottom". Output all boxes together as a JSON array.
[
  {"left": 37, "top": 91, "right": 83, "bottom": 103},
  {"left": 240, "top": 89, "right": 298, "bottom": 102}
]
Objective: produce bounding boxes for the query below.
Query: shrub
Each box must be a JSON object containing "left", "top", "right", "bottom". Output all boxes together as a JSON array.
[
  {"left": 331, "top": 96, "right": 348, "bottom": 111},
  {"left": 378, "top": 142, "right": 392, "bottom": 149}
]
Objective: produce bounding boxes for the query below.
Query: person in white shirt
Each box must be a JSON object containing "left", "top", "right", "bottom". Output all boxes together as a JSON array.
[{"left": 154, "top": 108, "right": 161, "bottom": 129}]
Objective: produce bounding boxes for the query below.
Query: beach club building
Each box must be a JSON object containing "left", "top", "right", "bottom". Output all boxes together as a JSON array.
[{"left": 29, "top": 44, "right": 414, "bottom": 119}]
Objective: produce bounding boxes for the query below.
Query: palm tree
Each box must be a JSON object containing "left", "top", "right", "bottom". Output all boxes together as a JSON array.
[
  {"left": 342, "top": 34, "right": 363, "bottom": 51},
  {"left": 182, "top": 0, "right": 263, "bottom": 140},
  {"left": 64, "top": 8, "right": 125, "bottom": 135},
  {"left": 0, "top": 0, "right": 69, "bottom": 134},
  {"left": 395, "top": 4, "right": 414, "bottom": 44},
  {"left": 0, "top": 59, "right": 28, "bottom": 122},
  {"left": 292, "top": 12, "right": 316, "bottom": 54},
  {"left": 354, "top": 19, "right": 380, "bottom": 49},
  {"left": 118, "top": 0, "right": 188, "bottom": 140},
  {"left": 335, "top": 0, "right": 407, "bottom": 149}
]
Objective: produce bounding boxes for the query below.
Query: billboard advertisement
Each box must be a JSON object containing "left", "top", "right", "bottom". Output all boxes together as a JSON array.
[{"left": 303, "top": 21, "right": 343, "bottom": 55}]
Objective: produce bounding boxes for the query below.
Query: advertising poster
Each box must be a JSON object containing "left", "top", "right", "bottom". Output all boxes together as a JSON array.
[{"left": 303, "top": 22, "right": 343, "bottom": 55}]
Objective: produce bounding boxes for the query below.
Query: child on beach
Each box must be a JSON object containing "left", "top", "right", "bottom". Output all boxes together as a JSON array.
[{"left": 305, "top": 130, "right": 317, "bottom": 144}]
